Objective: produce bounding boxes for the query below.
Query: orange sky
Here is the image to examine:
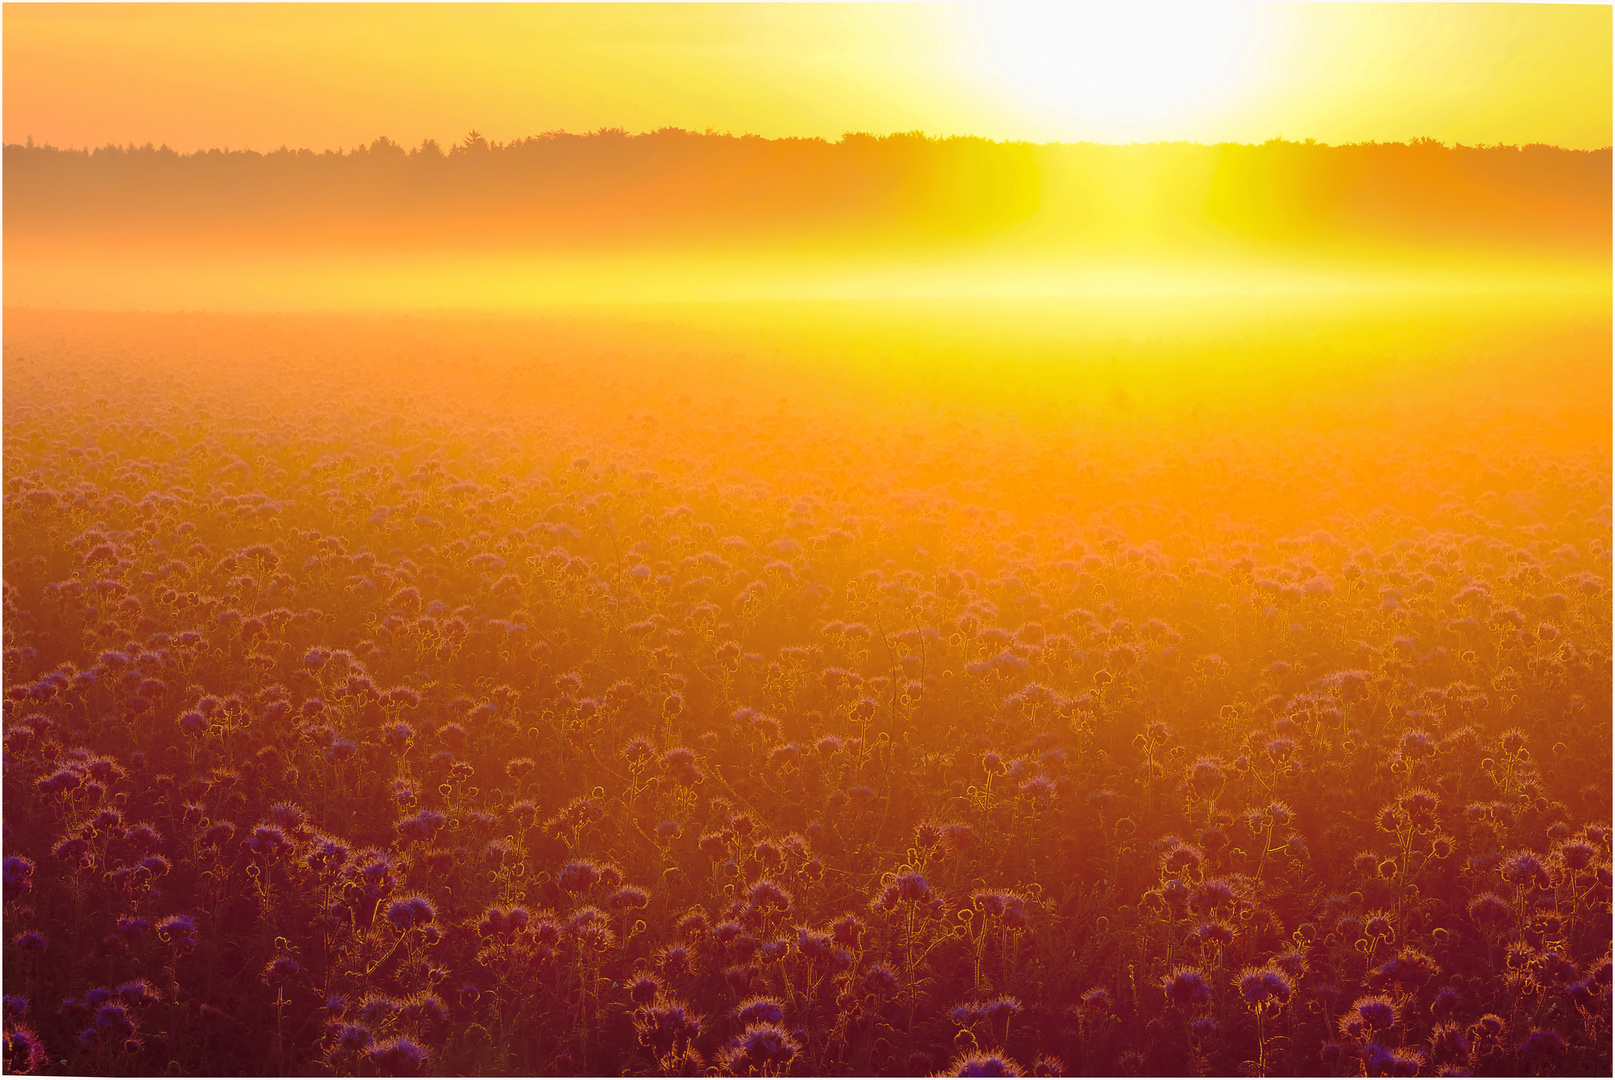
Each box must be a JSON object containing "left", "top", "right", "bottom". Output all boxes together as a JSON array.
[{"left": 5, "top": 3, "right": 1611, "bottom": 152}]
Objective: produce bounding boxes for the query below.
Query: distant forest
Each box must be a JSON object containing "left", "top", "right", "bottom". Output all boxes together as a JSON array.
[{"left": 5, "top": 129, "right": 1609, "bottom": 257}]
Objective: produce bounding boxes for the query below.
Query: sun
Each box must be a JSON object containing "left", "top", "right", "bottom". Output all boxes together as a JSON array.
[{"left": 952, "top": 1, "right": 1278, "bottom": 142}]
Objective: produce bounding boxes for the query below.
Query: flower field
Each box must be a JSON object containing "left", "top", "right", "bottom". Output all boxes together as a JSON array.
[{"left": 2, "top": 303, "right": 1609, "bottom": 1076}]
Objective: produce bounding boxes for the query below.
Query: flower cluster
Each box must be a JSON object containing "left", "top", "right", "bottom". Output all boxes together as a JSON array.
[{"left": 0, "top": 311, "right": 1608, "bottom": 1075}]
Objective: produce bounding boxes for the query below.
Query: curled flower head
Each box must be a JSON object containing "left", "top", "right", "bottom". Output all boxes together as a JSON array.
[
  {"left": 971, "top": 889, "right": 1029, "bottom": 929},
  {"left": 156, "top": 913, "right": 197, "bottom": 948}
]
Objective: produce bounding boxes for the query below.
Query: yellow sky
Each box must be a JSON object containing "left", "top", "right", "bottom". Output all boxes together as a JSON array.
[{"left": 4, "top": 3, "right": 1610, "bottom": 152}]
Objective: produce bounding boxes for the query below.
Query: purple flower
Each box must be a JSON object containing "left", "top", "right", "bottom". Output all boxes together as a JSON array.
[
  {"left": 984, "top": 997, "right": 1022, "bottom": 1026},
  {"left": 1340, "top": 995, "right": 1398, "bottom": 1039},
  {"left": 745, "top": 878, "right": 793, "bottom": 915},
  {"left": 1236, "top": 967, "right": 1294, "bottom": 1010},
  {"left": 262, "top": 956, "right": 300, "bottom": 983},
  {"left": 720, "top": 1023, "right": 801, "bottom": 1072},
  {"left": 895, "top": 872, "right": 933, "bottom": 903},
  {"left": 385, "top": 895, "right": 435, "bottom": 930},
  {"left": 1080, "top": 987, "right": 1111, "bottom": 1015},
  {"left": 246, "top": 824, "right": 289, "bottom": 858},
  {"left": 634, "top": 998, "right": 703, "bottom": 1058},
  {"left": 396, "top": 994, "right": 447, "bottom": 1027},
  {"left": 201, "top": 821, "right": 236, "bottom": 847},
  {"left": 862, "top": 964, "right": 899, "bottom": 996},
  {"left": 368, "top": 1036, "right": 430, "bottom": 1073},
  {"left": 93, "top": 1002, "right": 135, "bottom": 1037},
  {"left": 735, "top": 997, "right": 785, "bottom": 1026},
  {"left": 795, "top": 927, "right": 832, "bottom": 963},
  {"left": 1162, "top": 967, "right": 1212, "bottom": 1009},
  {"left": 608, "top": 886, "right": 650, "bottom": 911},
  {"left": 951, "top": 1003, "right": 987, "bottom": 1027},
  {"left": 1516, "top": 1028, "right": 1566, "bottom": 1060},
  {"left": 628, "top": 976, "right": 660, "bottom": 1005},
  {"left": 2, "top": 1022, "right": 47, "bottom": 1074},
  {"left": 1502, "top": 850, "right": 1552, "bottom": 890},
  {"left": 1430, "top": 1022, "right": 1469, "bottom": 1064},
  {"left": 395, "top": 810, "right": 445, "bottom": 843},
  {"left": 943, "top": 1051, "right": 1024, "bottom": 1077},
  {"left": 356, "top": 994, "right": 400, "bottom": 1027},
  {"left": 1, "top": 858, "right": 36, "bottom": 891},
  {"left": 558, "top": 859, "right": 604, "bottom": 893},
  {"left": 115, "top": 980, "right": 159, "bottom": 1007}
]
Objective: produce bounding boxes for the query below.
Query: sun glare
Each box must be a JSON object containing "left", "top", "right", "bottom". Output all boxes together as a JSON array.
[{"left": 955, "top": 2, "right": 1278, "bottom": 142}]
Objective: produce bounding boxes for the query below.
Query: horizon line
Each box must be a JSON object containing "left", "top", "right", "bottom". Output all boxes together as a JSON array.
[{"left": 8, "top": 129, "right": 1612, "bottom": 158}]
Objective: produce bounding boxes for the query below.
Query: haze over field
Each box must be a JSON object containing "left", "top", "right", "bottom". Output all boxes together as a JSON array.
[
  {"left": 4, "top": 133, "right": 1610, "bottom": 309},
  {"left": 2, "top": 4, "right": 1610, "bottom": 1079}
]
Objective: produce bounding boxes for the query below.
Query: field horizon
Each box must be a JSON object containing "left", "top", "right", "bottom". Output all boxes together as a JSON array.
[{"left": 6, "top": 130, "right": 1608, "bottom": 311}]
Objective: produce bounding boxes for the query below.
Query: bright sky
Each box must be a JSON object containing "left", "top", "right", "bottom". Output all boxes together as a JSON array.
[{"left": 4, "top": 3, "right": 1610, "bottom": 152}]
